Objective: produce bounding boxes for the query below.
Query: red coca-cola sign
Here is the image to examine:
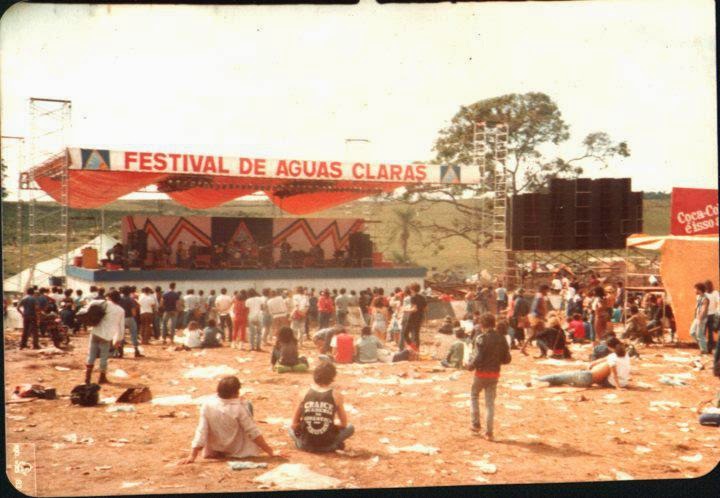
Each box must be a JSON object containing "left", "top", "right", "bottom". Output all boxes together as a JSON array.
[{"left": 670, "top": 187, "right": 719, "bottom": 235}]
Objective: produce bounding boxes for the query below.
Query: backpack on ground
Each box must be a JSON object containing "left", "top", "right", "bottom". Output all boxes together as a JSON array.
[
  {"left": 75, "top": 302, "right": 107, "bottom": 327},
  {"left": 70, "top": 383, "right": 101, "bottom": 407}
]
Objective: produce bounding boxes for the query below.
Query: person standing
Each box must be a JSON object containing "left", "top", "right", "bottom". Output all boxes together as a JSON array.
[
  {"left": 153, "top": 286, "right": 164, "bottom": 340},
  {"left": 231, "top": 290, "right": 248, "bottom": 349},
  {"left": 510, "top": 288, "right": 530, "bottom": 348},
  {"left": 138, "top": 287, "right": 157, "bottom": 345},
  {"left": 291, "top": 286, "right": 309, "bottom": 345},
  {"left": 468, "top": 313, "right": 511, "bottom": 440},
  {"left": 704, "top": 280, "right": 719, "bottom": 353},
  {"left": 402, "top": 283, "right": 427, "bottom": 350},
  {"left": 592, "top": 286, "right": 612, "bottom": 345},
  {"left": 207, "top": 289, "right": 218, "bottom": 324},
  {"left": 266, "top": 289, "right": 289, "bottom": 344},
  {"left": 119, "top": 286, "right": 143, "bottom": 358},
  {"left": 17, "top": 288, "right": 40, "bottom": 350},
  {"left": 161, "top": 283, "right": 181, "bottom": 344},
  {"left": 245, "top": 289, "right": 266, "bottom": 352},
  {"left": 182, "top": 289, "right": 200, "bottom": 332},
  {"left": 214, "top": 288, "right": 234, "bottom": 342},
  {"left": 495, "top": 283, "right": 508, "bottom": 315},
  {"left": 261, "top": 289, "right": 273, "bottom": 346},
  {"left": 196, "top": 289, "right": 208, "bottom": 328},
  {"left": 84, "top": 290, "right": 125, "bottom": 385},
  {"left": 334, "top": 288, "right": 350, "bottom": 327},
  {"left": 317, "top": 290, "right": 334, "bottom": 330},
  {"left": 521, "top": 284, "right": 550, "bottom": 356},
  {"left": 691, "top": 282, "right": 710, "bottom": 354}
]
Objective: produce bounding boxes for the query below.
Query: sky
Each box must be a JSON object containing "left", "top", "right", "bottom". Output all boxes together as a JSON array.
[{"left": 0, "top": 0, "right": 717, "bottom": 201}]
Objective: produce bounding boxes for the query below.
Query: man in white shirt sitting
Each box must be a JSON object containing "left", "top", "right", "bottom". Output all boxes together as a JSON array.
[
  {"left": 183, "top": 376, "right": 281, "bottom": 463},
  {"left": 84, "top": 290, "right": 125, "bottom": 385}
]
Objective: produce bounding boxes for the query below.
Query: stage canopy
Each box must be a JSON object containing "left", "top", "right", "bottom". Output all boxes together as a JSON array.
[
  {"left": 627, "top": 233, "right": 719, "bottom": 343},
  {"left": 26, "top": 148, "right": 479, "bottom": 214}
]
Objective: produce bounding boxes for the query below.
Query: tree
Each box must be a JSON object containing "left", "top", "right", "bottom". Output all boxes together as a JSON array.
[
  {"left": 402, "top": 92, "right": 630, "bottom": 266},
  {"left": 385, "top": 207, "right": 422, "bottom": 264},
  {"left": 1, "top": 158, "right": 7, "bottom": 199}
]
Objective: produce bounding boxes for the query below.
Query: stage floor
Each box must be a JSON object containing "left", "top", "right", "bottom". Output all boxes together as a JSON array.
[{"left": 66, "top": 265, "right": 427, "bottom": 294}]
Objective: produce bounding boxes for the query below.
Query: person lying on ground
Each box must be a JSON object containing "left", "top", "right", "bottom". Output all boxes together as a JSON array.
[
  {"left": 623, "top": 305, "right": 652, "bottom": 344},
  {"left": 441, "top": 328, "right": 467, "bottom": 369},
  {"left": 354, "top": 326, "right": 384, "bottom": 363},
  {"left": 535, "top": 342, "right": 631, "bottom": 389},
  {"left": 289, "top": 361, "right": 354, "bottom": 452},
  {"left": 467, "top": 312, "right": 512, "bottom": 441},
  {"left": 535, "top": 316, "right": 572, "bottom": 359},
  {"left": 331, "top": 327, "right": 354, "bottom": 364},
  {"left": 175, "top": 320, "right": 202, "bottom": 351},
  {"left": 271, "top": 326, "right": 309, "bottom": 372},
  {"left": 183, "top": 376, "right": 281, "bottom": 463},
  {"left": 201, "top": 319, "right": 223, "bottom": 348}
]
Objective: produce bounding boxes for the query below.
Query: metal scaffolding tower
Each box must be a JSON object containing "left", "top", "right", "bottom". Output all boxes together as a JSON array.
[
  {"left": 17, "top": 98, "right": 72, "bottom": 290},
  {"left": 473, "top": 121, "right": 513, "bottom": 285}
]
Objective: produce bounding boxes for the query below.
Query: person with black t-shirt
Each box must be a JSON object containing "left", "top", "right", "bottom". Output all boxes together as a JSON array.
[
  {"left": 288, "top": 361, "right": 354, "bottom": 452},
  {"left": 402, "top": 283, "right": 427, "bottom": 350},
  {"left": 17, "top": 288, "right": 40, "bottom": 350}
]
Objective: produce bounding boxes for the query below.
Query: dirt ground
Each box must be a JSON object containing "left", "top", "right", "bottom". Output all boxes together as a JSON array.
[{"left": 4, "top": 321, "right": 720, "bottom": 496}]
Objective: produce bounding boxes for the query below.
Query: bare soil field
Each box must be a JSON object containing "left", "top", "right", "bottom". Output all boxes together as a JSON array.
[{"left": 4, "top": 322, "right": 719, "bottom": 496}]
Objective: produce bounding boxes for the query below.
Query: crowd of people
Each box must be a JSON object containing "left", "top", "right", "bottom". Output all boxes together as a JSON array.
[{"left": 8, "top": 269, "right": 720, "bottom": 461}]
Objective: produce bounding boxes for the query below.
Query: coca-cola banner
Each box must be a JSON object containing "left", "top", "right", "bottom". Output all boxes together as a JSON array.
[{"left": 670, "top": 187, "right": 719, "bottom": 235}]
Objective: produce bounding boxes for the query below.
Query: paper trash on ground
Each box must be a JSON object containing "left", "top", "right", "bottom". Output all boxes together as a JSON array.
[
  {"left": 183, "top": 365, "right": 238, "bottom": 379},
  {"left": 229, "top": 461, "right": 269, "bottom": 470},
  {"left": 112, "top": 369, "right": 129, "bottom": 378},
  {"left": 471, "top": 461, "right": 497, "bottom": 474},
  {"left": 387, "top": 444, "right": 439, "bottom": 455},
  {"left": 679, "top": 454, "right": 703, "bottom": 463},
  {"left": 254, "top": 463, "right": 341, "bottom": 490}
]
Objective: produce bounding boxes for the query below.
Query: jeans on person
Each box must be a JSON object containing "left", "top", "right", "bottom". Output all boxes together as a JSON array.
[
  {"left": 336, "top": 310, "right": 348, "bottom": 326},
  {"left": 691, "top": 317, "right": 709, "bottom": 353},
  {"left": 287, "top": 424, "right": 355, "bottom": 452},
  {"left": 248, "top": 318, "right": 262, "bottom": 351},
  {"left": 87, "top": 334, "right": 111, "bottom": 372},
  {"left": 536, "top": 339, "right": 550, "bottom": 357},
  {"left": 262, "top": 312, "right": 272, "bottom": 344},
  {"left": 318, "top": 312, "right": 331, "bottom": 329},
  {"left": 219, "top": 314, "right": 233, "bottom": 342},
  {"left": 470, "top": 377, "right": 498, "bottom": 435},
  {"left": 124, "top": 317, "right": 139, "bottom": 348},
  {"left": 162, "top": 311, "right": 178, "bottom": 340},
  {"left": 538, "top": 370, "right": 594, "bottom": 387},
  {"left": 153, "top": 313, "right": 162, "bottom": 339},
  {"left": 21, "top": 318, "right": 39, "bottom": 349}
]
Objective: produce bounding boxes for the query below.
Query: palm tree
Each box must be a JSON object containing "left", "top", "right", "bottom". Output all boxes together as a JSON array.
[{"left": 386, "top": 207, "right": 421, "bottom": 263}]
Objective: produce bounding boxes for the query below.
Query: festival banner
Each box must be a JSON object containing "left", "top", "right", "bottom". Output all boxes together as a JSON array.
[
  {"left": 67, "top": 147, "right": 479, "bottom": 184},
  {"left": 670, "top": 187, "right": 719, "bottom": 236}
]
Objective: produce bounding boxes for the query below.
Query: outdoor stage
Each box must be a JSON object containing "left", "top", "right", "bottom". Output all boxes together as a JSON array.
[{"left": 65, "top": 265, "right": 427, "bottom": 294}]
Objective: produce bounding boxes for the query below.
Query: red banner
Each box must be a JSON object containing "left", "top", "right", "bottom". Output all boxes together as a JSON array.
[{"left": 670, "top": 187, "right": 719, "bottom": 235}]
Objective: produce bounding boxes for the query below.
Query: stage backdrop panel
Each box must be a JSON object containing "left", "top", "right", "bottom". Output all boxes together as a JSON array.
[
  {"left": 123, "top": 215, "right": 212, "bottom": 252},
  {"left": 211, "top": 217, "right": 273, "bottom": 248},
  {"left": 272, "top": 218, "right": 365, "bottom": 259}
]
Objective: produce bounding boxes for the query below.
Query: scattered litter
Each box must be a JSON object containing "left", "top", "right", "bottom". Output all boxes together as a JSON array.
[
  {"left": 471, "top": 461, "right": 497, "bottom": 474},
  {"left": 359, "top": 377, "right": 398, "bottom": 385},
  {"left": 54, "top": 366, "right": 71, "bottom": 371},
  {"left": 7, "top": 415, "right": 27, "bottom": 421},
  {"left": 192, "top": 350, "right": 206, "bottom": 357},
  {"left": 107, "top": 405, "right": 135, "bottom": 413},
  {"left": 169, "top": 380, "right": 180, "bottom": 386},
  {"left": 679, "top": 428, "right": 690, "bottom": 433},
  {"left": 474, "top": 476, "right": 490, "bottom": 483},
  {"left": 52, "top": 443, "right": 65, "bottom": 450},
  {"left": 635, "top": 446, "right": 652, "bottom": 454},
  {"left": 612, "top": 469, "right": 634, "bottom": 480},
  {"left": 254, "top": 463, "right": 342, "bottom": 489},
  {"left": 95, "top": 465, "right": 112, "bottom": 471},
  {"left": 448, "top": 372, "right": 461, "bottom": 381},
  {"left": 62, "top": 433, "right": 78, "bottom": 443},
  {"left": 676, "top": 422, "right": 689, "bottom": 428},
  {"left": 663, "top": 355, "right": 693, "bottom": 364},
  {"left": 518, "top": 395, "right": 536, "bottom": 401},
  {"left": 262, "top": 417, "right": 292, "bottom": 426},
  {"left": 111, "top": 369, "right": 129, "bottom": 379},
  {"left": 345, "top": 403, "right": 360, "bottom": 415},
  {"left": 229, "top": 461, "right": 269, "bottom": 471},
  {"left": 453, "top": 393, "right": 470, "bottom": 398},
  {"left": 619, "top": 428, "right": 630, "bottom": 434},
  {"left": 383, "top": 416, "right": 402, "bottom": 422},
  {"left": 367, "top": 456, "right": 380, "bottom": 467},
  {"left": 649, "top": 400, "right": 682, "bottom": 410},
  {"left": 603, "top": 393, "right": 618, "bottom": 400},
  {"left": 607, "top": 421, "right": 616, "bottom": 425},
  {"left": 100, "top": 396, "right": 116, "bottom": 405},
  {"left": 452, "top": 400, "right": 471, "bottom": 409},
  {"left": 235, "top": 357, "right": 251, "bottom": 363},
  {"left": 526, "top": 434, "right": 540, "bottom": 439},
  {"left": 509, "top": 384, "right": 529, "bottom": 391},
  {"left": 151, "top": 395, "right": 194, "bottom": 406},
  {"left": 537, "top": 359, "right": 585, "bottom": 367},
  {"left": 120, "top": 482, "right": 143, "bottom": 489},
  {"left": 504, "top": 404, "right": 522, "bottom": 411},
  {"left": 379, "top": 437, "right": 390, "bottom": 444},
  {"left": 183, "top": 365, "right": 238, "bottom": 380},
  {"left": 679, "top": 454, "right": 702, "bottom": 463},
  {"left": 387, "top": 444, "right": 439, "bottom": 455}
]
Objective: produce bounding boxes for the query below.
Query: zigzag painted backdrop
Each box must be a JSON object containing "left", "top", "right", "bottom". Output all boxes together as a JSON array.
[{"left": 122, "top": 215, "right": 364, "bottom": 254}]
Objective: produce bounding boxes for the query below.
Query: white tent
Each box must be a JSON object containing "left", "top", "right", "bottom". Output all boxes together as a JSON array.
[{"left": 2, "top": 234, "right": 118, "bottom": 294}]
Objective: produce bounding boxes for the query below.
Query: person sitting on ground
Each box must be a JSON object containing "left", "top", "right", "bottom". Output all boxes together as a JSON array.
[
  {"left": 623, "top": 305, "right": 651, "bottom": 344},
  {"left": 288, "top": 361, "right": 354, "bottom": 452},
  {"left": 438, "top": 316, "right": 454, "bottom": 335},
  {"left": 590, "top": 333, "right": 619, "bottom": 361},
  {"left": 183, "top": 376, "right": 280, "bottom": 463},
  {"left": 271, "top": 326, "right": 309, "bottom": 373},
  {"left": 354, "top": 326, "right": 384, "bottom": 363},
  {"left": 331, "top": 326, "right": 354, "bottom": 364},
  {"left": 176, "top": 320, "right": 202, "bottom": 350},
  {"left": 535, "top": 316, "right": 572, "bottom": 359},
  {"left": 535, "top": 342, "right": 631, "bottom": 389},
  {"left": 441, "top": 328, "right": 467, "bottom": 369},
  {"left": 567, "top": 313, "right": 587, "bottom": 343},
  {"left": 201, "top": 319, "right": 223, "bottom": 348}
]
